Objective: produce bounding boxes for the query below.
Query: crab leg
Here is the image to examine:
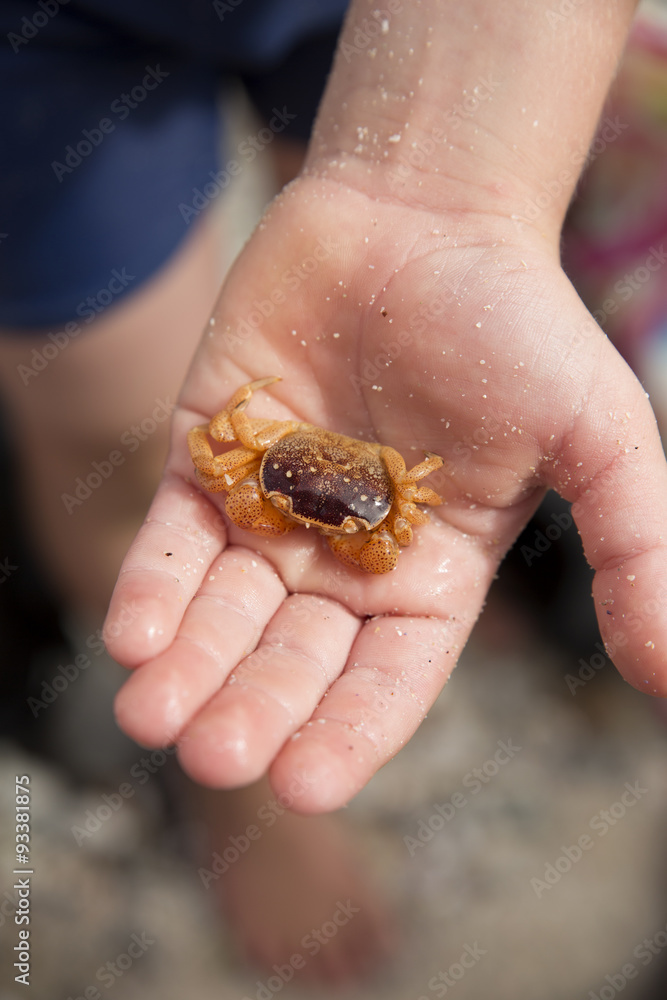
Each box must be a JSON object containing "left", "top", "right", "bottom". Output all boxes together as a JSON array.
[
  {"left": 380, "top": 446, "right": 444, "bottom": 485},
  {"left": 411, "top": 485, "right": 443, "bottom": 506},
  {"left": 328, "top": 529, "right": 399, "bottom": 574},
  {"left": 226, "top": 375, "right": 282, "bottom": 417},
  {"left": 206, "top": 376, "right": 281, "bottom": 448},
  {"left": 188, "top": 426, "right": 258, "bottom": 476},
  {"left": 224, "top": 471, "right": 297, "bottom": 536},
  {"left": 194, "top": 463, "right": 260, "bottom": 494}
]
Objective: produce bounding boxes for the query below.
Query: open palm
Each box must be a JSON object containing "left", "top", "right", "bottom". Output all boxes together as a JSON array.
[{"left": 105, "top": 175, "right": 667, "bottom": 811}]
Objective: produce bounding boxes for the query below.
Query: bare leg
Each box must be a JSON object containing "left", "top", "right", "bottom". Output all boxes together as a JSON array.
[
  {"left": 0, "top": 210, "right": 222, "bottom": 618},
  {"left": 0, "top": 139, "right": 394, "bottom": 980},
  {"left": 189, "top": 774, "right": 395, "bottom": 984}
]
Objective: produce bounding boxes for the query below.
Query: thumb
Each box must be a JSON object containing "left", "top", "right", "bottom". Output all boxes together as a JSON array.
[{"left": 547, "top": 333, "right": 667, "bottom": 695}]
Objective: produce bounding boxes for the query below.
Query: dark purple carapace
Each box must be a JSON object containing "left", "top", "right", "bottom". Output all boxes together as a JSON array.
[{"left": 260, "top": 430, "right": 392, "bottom": 530}]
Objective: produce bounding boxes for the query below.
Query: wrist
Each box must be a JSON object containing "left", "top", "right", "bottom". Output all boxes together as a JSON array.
[{"left": 306, "top": 0, "right": 638, "bottom": 233}]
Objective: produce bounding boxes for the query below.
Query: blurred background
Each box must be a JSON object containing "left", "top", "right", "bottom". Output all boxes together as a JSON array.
[{"left": 1, "top": 2, "right": 667, "bottom": 998}]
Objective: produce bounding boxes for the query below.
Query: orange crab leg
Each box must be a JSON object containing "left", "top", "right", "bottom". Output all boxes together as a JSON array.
[
  {"left": 328, "top": 529, "right": 399, "bottom": 574},
  {"left": 224, "top": 471, "right": 297, "bottom": 536},
  {"left": 207, "top": 376, "right": 282, "bottom": 448},
  {"left": 205, "top": 377, "right": 302, "bottom": 453},
  {"left": 411, "top": 485, "right": 443, "bottom": 506},
  {"left": 188, "top": 426, "right": 258, "bottom": 477},
  {"left": 223, "top": 375, "right": 282, "bottom": 419},
  {"left": 194, "top": 458, "right": 262, "bottom": 494},
  {"left": 380, "top": 446, "right": 444, "bottom": 485}
]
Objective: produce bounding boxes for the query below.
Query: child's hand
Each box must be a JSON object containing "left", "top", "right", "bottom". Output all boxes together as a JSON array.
[{"left": 104, "top": 170, "right": 667, "bottom": 811}]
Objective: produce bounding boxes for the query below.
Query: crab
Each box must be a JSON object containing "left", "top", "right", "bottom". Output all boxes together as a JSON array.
[{"left": 187, "top": 376, "right": 444, "bottom": 573}]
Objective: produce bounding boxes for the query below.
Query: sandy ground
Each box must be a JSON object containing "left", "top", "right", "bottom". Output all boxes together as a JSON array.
[{"left": 1, "top": 623, "right": 667, "bottom": 1000}]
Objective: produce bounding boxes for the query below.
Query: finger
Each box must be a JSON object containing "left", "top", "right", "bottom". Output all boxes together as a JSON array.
[
  {"left": 269, "top": 613, "right": 465, "bottom": 812},
  {"left": 177, "top": 595, "right": 361, "bottom": 787},
  {"left": 104, "top": 405, "right": 235, "bottom": 668},
  {"left": 113, "top": 546, "right": 287, "bottom": 747},
  {"left": 547, "top": 346, "right": 667, "bottom": 693},
  {"left": 104, "top": 470, "right": 227, "bottom": 668}
]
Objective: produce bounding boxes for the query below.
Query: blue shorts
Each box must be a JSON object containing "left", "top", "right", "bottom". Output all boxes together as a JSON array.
[{"left": 0, "top": 0, "right": 347, "bottom": 328}]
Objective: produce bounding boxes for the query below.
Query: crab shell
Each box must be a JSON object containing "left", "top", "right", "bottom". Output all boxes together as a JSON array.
[{"left": 259, "top": 429, "right": 392, "bottom": 535}]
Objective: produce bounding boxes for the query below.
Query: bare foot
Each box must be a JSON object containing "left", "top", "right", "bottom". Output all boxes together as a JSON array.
[{"left": 190, "top": 777, "right": 397, "bottom": 985}]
